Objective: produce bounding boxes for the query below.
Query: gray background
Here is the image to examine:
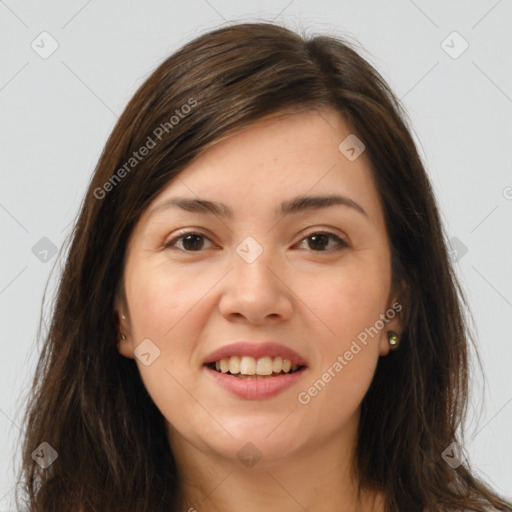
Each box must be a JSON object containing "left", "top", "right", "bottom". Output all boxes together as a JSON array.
[{"left": 1, "top": 0, "right": 511, "bottom": 508}]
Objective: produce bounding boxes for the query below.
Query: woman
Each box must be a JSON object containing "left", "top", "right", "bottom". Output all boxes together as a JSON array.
[{"left": 15, "top": 21, "right": 511, "bottom": 512}]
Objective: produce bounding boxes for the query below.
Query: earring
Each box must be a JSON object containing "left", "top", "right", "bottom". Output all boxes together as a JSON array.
[
  {"left": 388, "top": 330, "right": 400, "bottom": 350},
  {"left": 120, "top": 314, "right": 127, "bottom": 340}
]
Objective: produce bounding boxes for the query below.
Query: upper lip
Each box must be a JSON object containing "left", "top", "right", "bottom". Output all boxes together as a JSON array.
[{"left": 203, "top": 341, "right": 309, "bottom": 367}]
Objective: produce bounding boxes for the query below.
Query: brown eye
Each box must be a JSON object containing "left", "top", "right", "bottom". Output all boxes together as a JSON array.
[
  {"left": 164, "top": 232, "right": 214, "bottom": 252},
  {"left": 163, "top": 230, "right": 348, "bottom": 253},
  {"left": 298, "top": 231, "right": 348, "bottom": 252}
]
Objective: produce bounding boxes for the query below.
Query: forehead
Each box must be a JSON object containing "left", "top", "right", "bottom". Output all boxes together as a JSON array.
[{"left": 141, "top": 108, "right": 384, "bottom": 227}]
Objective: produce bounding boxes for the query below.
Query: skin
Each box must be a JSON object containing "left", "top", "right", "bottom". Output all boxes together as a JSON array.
[{"left": 116, "top": 108, "right": 403, "bottom": 512}]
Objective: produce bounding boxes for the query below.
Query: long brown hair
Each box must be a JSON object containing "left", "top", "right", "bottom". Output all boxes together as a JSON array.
[{"left": 15, "top": 21, "right": 511, "bottom": 511}]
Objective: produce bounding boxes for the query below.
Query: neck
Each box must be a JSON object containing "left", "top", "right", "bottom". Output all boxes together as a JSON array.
[{"left": 168, "top": 419, "right": 384, "bottom": 512}]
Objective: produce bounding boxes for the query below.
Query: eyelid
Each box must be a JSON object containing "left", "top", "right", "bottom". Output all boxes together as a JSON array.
[
  {"left": 163, "top": 227, "right": 350, "bottom": 252},
  {"left": 162, "top": 228, "right": 216, "bottom": 250},
  {"left": 298, "top": 228, "right": 349, "bottom": 249}
]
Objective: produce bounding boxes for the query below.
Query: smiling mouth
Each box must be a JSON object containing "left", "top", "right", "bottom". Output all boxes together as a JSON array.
[{"left": 205, "top": 355, "right": 306, "bottom": 379}]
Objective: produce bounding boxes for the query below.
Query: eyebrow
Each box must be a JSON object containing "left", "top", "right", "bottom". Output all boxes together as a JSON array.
[{"left": 149, "top": 194, "right": 368, "bottom": 219}]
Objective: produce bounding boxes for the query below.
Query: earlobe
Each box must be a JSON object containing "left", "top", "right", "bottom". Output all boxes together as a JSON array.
[
  {"left": 117, "top": 336, "right": 135, "bottom": 359},
  {"left": 114, "top": 295, "right": 134, "bottom": 359},
  {"left": 379, "top": 330, "right": 401, "bottom": 357},
  {"left": 379, "top": 293, "right": 405, "bottom": 356},
  {"left": 116, "top": 319, "right": 135, "bottom": 359}
]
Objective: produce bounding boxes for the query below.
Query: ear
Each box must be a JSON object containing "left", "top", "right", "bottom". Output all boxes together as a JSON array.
[
  {"left": 114, "top": 289, "right": 135, "bottom": 359},
  {"left": 378, "top": 294, "right": 405, "bottom": 357}
]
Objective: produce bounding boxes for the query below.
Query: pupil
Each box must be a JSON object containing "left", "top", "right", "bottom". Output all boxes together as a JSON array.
[
  {"left": 184, "top": 235, "right": 328, "bottom": 251},
  {"left": 183, "top": 234, "right": 203, "bottom": 251},
  {"left": 310, "top": 234, "right": 327, "bottom": 250}
]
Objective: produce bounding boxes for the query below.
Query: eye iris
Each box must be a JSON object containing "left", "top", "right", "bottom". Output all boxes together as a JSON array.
[
  {"left": 309, "top": 234, "right": 329, "bottom": 250},
  {"left": 174, "top": 232, "right": 339, "bottom": 252},
  {"left": 182, "top": 234, "right": 204, "bottom": 251}
]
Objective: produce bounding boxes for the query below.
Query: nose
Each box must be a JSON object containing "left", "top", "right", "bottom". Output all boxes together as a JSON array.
[{"left": 218, "top": 238, "right": 293, "bottom": 325}]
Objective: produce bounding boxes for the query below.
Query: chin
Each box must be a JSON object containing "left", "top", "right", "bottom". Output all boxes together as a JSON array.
[{"left": 208, "top": 417, "right": 306, "bottom": 460}]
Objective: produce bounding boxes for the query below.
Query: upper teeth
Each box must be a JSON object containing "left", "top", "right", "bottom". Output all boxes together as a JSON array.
[{"left": 214, "top": 356, "right": 299, "bottom": 375}]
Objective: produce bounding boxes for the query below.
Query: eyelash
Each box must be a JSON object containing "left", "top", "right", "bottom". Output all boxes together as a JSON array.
[{"left": 163, "top": 229, "right": 349, "bottom": 253}]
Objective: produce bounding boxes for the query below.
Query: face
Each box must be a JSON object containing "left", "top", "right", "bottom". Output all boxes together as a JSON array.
[{"left": 116, "top": 108, "right": 402, "bottom": 467}]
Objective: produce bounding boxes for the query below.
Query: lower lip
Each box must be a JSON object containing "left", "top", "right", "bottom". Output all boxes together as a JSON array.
[{"left": 203, "top": 365, "right": 307, "bottom": 400}]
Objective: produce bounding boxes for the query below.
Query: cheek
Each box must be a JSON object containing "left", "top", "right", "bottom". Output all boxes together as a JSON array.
[
  {"left": 124, "top": 261, "right": 212, "bottom": 396},
  {"left": 297, "top": 270, "right": 385, "bottom": 417},
  {"left": 126, "top": 261, "right": 206, "bottom": 340},
  {"left": 295, "top": 258, "right": 388, "bottom": 403},
  {"left": 305, "top": 260, "right": 390, "bottom": 345},
  {"left": 298, "top": 350, "right": 378, "bottom": 430},
  {"left": 124, "top": 264, "right": 201, "bottom": 421}
]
